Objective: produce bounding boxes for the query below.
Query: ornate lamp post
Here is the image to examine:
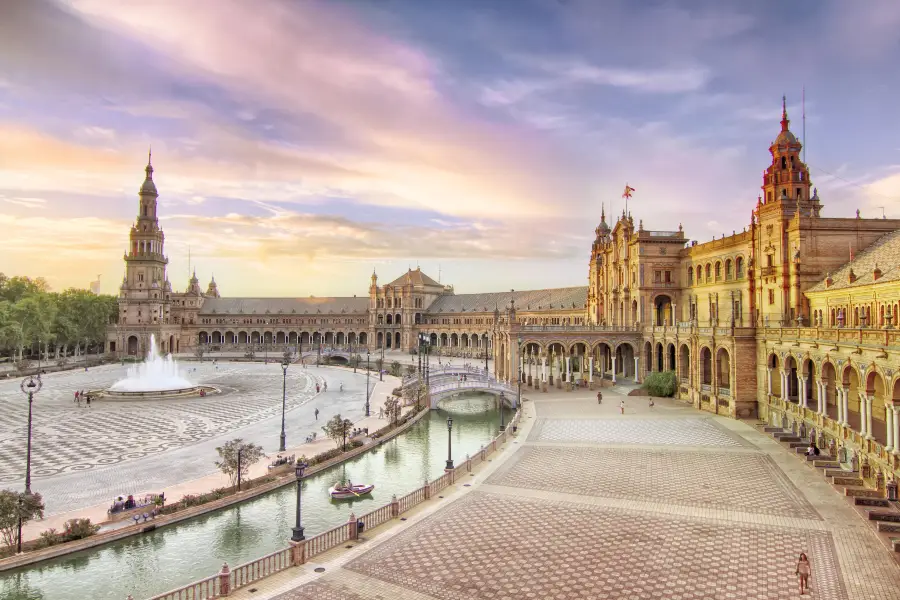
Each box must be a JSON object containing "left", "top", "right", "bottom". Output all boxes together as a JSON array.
[
  {"left": 291, "top": 460, "right": 309, "bottom": 541},
  {"left": 484, "top": 333, "right": 489, "bottom": 374},
  {"left": 365, "top": 350, "right": 371, "bottom": 417},
  {"left": 445, "top": 415, "right": 454, "bottom": 470},
  {"left": 18, "top": 375, "right": 41, "bottom": 554},
  {"left": 517, "top": 335, "right": 523, "bottom": 409},
  {"left": 499, "top": 392, "right": 506, "bottom": 432},
  {"left": 279, "top": 359, "right": 289, "bottom": 452},
  {"left": 379, "top": 324, "right": 385, "bottom": 382}
]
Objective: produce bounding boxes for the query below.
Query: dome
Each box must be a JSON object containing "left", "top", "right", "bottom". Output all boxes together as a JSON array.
[
  {"left": 774, "top": 129, "right": 798, "bottom": 146},
  {"left": 140, "top": 163, "right": 158, "bottom": 195}
]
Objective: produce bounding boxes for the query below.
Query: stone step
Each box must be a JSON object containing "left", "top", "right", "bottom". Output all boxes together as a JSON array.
[
  {"left": 867, "top": 511, "right": 900, "bottom": 523},
  {"left": 773, "top": 433, "right": 801, "bottom": 442},
  {"left": 788, "top": 442, "right": 809, "bottom": 449},
  {"left": 763, "top": 426, "right": 784, "bottom": 433},
  {"left": 815, "top": 460, "right": 841, "bottom": 469},
  {"left": 833, "top": 476, "right": 865, "bottom": 487},
  {"left": 876, "top": 521, "right": 900, "bottom": 533},
  {"left": 892, "top": 538, "right": 900, "bottom": 553},
  {"left": 855, "top": 497, "right": 890, "bottom": 508},
  {"left": 824, "top": 468, "right": 856, "bottom": 478},
  {"left": 845, "top": 487, "right": 883, "bottom": 499}
]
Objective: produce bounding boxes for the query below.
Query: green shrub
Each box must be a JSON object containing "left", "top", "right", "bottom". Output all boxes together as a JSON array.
[
  {"left": 350, "top": 439, "right": 364, "bottom": 448},
  {"left": 37, "top": 528, "right": 61, "bottom": 548},
  {"left": 62, "top": 518, "right": 100, "bottom": 541},
  {"left": 643, "top": 371, "right": 677, "bottom": 397}
]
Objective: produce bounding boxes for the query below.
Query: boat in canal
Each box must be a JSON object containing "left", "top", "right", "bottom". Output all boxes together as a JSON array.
[{"left": 328, "top": 482, "right": 375, "bottom": 500}]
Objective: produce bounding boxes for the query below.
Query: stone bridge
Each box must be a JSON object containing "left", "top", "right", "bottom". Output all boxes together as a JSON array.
[{"left": 425, "top": 376, "right": 518, "bottom": 409}]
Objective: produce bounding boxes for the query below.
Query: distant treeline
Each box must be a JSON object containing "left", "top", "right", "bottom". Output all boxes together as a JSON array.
[{"left": 0, "top": 273, "right": 117, "bottom": 362}]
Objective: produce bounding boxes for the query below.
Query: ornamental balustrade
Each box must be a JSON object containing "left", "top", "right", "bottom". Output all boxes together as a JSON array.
[{"left": 140, "top": 409, "right": 522, "bottom": 600}]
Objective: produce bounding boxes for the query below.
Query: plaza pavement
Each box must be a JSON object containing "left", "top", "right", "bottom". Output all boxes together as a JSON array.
[
  {"left": 0, "top": 361, "right": 403, "bottom": 542},
  {"left": 223, "top": 383, "right": 900, "bottom": 600}
]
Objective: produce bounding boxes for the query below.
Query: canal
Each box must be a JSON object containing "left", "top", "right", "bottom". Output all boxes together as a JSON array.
[{"left": 0, "top": 394, "right": 511, "bottom": 600}]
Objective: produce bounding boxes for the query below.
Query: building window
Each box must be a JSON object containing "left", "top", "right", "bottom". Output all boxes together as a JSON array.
[
  {"left": 768, "top": 289, "right": 775, "bottom": 305},
  {"left": 725, "top": 260, "right": 732, "bottom": 280},
  {"left": 688, "top": 268, "right": 693, "bottom": 285},
  {"left": 715, "top": 262, "right": 721, "bottom": 281},
  {"left": 736, "top": 257, "right": 744, "bottom": 278},
  {"left": 664, "top": 271, "right": 672, "bottom": 283},
  {"left": 654, "top": 271, "right": 661, "bottom": 283}
]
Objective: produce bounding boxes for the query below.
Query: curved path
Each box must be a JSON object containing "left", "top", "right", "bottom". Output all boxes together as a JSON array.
[{"left": 232, "top": 385, "right": 900, "bottom": 600}]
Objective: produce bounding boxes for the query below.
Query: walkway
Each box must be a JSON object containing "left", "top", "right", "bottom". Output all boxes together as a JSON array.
[{"left": 210, "top": 387, "right": 900, "bottom": 599}]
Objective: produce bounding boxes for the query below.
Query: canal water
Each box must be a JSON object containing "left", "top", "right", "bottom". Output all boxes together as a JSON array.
[{"left": 0, "top": 394, "right": 510, "bottom": 600}]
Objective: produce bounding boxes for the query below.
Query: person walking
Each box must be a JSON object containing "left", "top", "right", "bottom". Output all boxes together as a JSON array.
[
  {"left": 795, "top": 553, "right": 811, "bottom": 594},
  {"left": 316, "top": 383, "right": 320, "bottom": 393},
  {"left": 314, "top": 408, "right": 319, "bottom": 420},
  {"left": 597, "top": 391, "right": 602, "bottom": 404},
  {"left": 619, "top": 399, "right": 625, "bottom": 415},
  {"left": 86, "top": 395, "right": 91, "bottom": 408},
  {"left": 649, "top": 398, "right": 655, "bottom": 409}
]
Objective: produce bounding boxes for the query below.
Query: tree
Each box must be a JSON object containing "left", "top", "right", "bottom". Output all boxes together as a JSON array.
[
  {"left": 214, "top": 439, "right": 265, "bottom": 488},
  {"left": 643, "top": 371, "right": 678, "bottom": 397},
  {"left": 322, "top": 414, "right": 354, "bottom": 451},
  {"left": 405, "top": 364, "right": 416, "bottom": 377},
  {"left": 390, "top": 361, "right": 401, "bottom": 377},
  {"left": 383, "top": 396, "right": 401, "bottom": 426},
  {"left": 0, "top": 490, "right": 45, "bottom": 548}
]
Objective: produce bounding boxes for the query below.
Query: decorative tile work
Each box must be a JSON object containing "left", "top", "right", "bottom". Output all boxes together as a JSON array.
[
  {"left": 345, "top": 491, "right": 847, "bottom": 600},
  {"left": 486, "top": 446, "right": 821, "bottom": 519}
]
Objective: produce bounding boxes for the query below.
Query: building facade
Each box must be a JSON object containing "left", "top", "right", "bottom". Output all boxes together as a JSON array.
[{"left": 109, "top": 98, "right": 899, "bottom": 485}]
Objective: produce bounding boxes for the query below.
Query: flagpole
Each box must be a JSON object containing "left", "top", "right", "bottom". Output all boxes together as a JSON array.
[{"left": 802, "top": 86, "right": 806, "bottom": 165}]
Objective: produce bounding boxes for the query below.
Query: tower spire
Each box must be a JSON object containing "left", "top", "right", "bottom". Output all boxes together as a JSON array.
[{"left": 780, "top": 95, "right": 790, "bottom": 132}]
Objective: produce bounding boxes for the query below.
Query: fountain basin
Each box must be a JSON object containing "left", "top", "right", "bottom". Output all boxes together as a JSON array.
[{"left": 98, "top": 385, "right": 219, "bottom": 400}]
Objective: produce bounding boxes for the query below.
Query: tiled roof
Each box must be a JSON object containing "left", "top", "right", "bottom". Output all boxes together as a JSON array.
[
  {"left": 200, "top": 297, "right": 369, "bottom": 315},
  {"left": 384, "top": 268, "right": 442, "bottom": 288},
  {"left": 808, "top": 229, "right": 900, "bottom": 292},
  {"left": 425, "top": 287, "right": 588, "bottom": 314}
]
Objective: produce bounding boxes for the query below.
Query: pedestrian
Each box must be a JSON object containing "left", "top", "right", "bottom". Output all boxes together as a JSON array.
[
  {"left": 86, "top": 395, "right": 91, "bottom": 408},
  {"left": 316, "top": 383, "right": 320, "bottom": 393},
  {"left": 795, "top": 553, "right": 811, "bottom": 594},
  {"left": 597, "top": 391, "right": 602, "bottom": 404},
  {"left": 314, "top": 408, "right": 319, "bottom": 420},
  {"left": 649, "top": 398, "right": 655, "bottom": 409},
  {"left": 74, "top": 391, "right": 79, "bottom": 403},
  {"left": 619, "top": 400, "right": 625, "bottom": 415}
]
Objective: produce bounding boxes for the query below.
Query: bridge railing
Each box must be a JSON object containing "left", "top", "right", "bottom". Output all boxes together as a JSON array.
[
  {"left": 402, "top": 364, "right": 490, "bottom": 386},
  {"left": 136, "top": 406, "right": 524, "bottom": 600},
  {"left": 429, "top": 380, "right": 517, "bottom": 400}
]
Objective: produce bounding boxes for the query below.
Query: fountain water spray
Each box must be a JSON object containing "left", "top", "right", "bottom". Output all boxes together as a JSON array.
[{"left": 109, "top": 334, "right": 195, "bottom": 392}]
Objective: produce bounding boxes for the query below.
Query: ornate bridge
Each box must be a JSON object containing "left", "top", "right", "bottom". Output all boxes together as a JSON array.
[{"left": 428, "top": 379, "right": 518, "bottom": 409}]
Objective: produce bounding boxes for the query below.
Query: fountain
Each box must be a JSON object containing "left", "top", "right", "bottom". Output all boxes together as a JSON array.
[{"left": 104, "top": 334, "right": 214, "bottom": 399}]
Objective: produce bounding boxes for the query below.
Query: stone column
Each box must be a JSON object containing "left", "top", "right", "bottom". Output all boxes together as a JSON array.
[
  {"left": 565, "top": 354, "right": 571, "bottom": 382},
  {"left": 892, "top": 405, "right": 900, "bottom": 456},
  {"left": 589, "top": 357, "right": 594, "bottom": 383},
  {"left": 817, "top": 381, "right": 825, "bottom": 415},
  {"left": 634, "top": 357, "right": 640, "bottom": 384},
  {"left": 864, "top": 393, "right": 874, "bottom": 440},
  {"left": 798, "top": 377, "right": 807, "bottom": 408},
  {"left": 885, "top": 405, "right": 894, "bottom": 452},
  {"left": 841, "top": 387, "right": 850, "bottom": 426},
  {"left": 766, "top": 368, "right": 772, "bottom": 396},
  {"left": 611, "top": 356, "right": 617, "bottom": 383}
]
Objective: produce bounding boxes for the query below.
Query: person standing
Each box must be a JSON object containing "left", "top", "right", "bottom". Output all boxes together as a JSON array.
[
  {"left": 597, "top": 391, "right": 602, "bottom": 404},
  {"left": 649, "top": 398, "right": 655, "bottom": 409},
  {"left": 314, "top": 408, "right": 319, "bottom": 420},
  {"left": 619, "top": 399, "right": 625, "bottom": 415},
  {"left": 86, "top": 395, "right": 91, "bottom": 408},
  {"left": 795, "top": 553, "right": 811, "bottom": 594}
]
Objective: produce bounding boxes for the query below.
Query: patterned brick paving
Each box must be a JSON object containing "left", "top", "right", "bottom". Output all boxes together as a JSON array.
[
  {"left": 486, "top": 446, "right": 821, "bottom": 519},
  {"left": 528, "top": 416, "right": 752, "bottom": 447},
  {"left": 340, "top": 491, "right": 846, "bottom": 600},
  {"left": 272, "top": 581, "right": 377, "bottom": 600}
]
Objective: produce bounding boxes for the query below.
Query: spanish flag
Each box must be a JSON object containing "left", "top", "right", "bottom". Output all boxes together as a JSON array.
[{"left": 622, "top": 185, "right": 636, "bottom": 199}]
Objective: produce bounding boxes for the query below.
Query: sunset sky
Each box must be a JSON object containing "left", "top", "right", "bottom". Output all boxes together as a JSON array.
[{"left": 1, "top": 0, "right": 899, "bottom": 297}]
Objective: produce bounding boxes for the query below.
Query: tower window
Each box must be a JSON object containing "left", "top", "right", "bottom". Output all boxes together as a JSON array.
[
  {"left": 143, "top": 206, "right": 147, "bottom": 217},
  {"left": 768, "top": 289, "right": 775, "bottom": 305},
  {"left": 796, "top": 188, "right": 802, "bottom": 199},
  {"left": 781, "top": 157, "right": 786, "bottom": 169}
]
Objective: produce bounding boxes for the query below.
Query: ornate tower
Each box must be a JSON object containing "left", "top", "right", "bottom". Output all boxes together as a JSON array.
[
  {"left": 587, "top": 206, "right": 611, "bottom": 324},
  {"left": 115, "top": 152, "right": 175, "bottom": 355},
  {"left": 760, "top": 96, "right": 819, "bottom": 216}
]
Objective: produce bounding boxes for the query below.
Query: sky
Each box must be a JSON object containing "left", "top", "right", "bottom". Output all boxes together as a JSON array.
[{"left": 1, "top": 0, "right": 899, "bottom": 297}]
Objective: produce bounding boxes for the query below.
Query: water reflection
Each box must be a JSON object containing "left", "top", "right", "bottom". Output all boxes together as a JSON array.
[{"left": 2, "top": 394, "right": 510, "bottom": 600}]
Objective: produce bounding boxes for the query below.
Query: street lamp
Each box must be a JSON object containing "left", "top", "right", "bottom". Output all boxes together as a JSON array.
[
  {"left": 18, "top": 375, "right": 41, "bottom": 553},
  {"left": 484, "top": 333, "right": 489, "bottom": 374},
  {"left": 316, "top": 330, "right": 321, "bottom": 367},
  {"left": 517, "top": 335, "right": 523, "bottom": 410},
  {"left": 279, "top": 359, "right": 289, "bottom": 452},
  {"left": 445, "top": 415, "right": 454, "bottom": 470},
  {"left": 379, "top": 324, "right": 385, "bottom": 382},
  {"left": 499, "top": 392, "right": 506, "bottom": 432},
  {"left": 365, "top": 350, "right": 371, "bottom": 417},
  {"left": 291, "top": 460, "right": 309, "bottom": 541}
]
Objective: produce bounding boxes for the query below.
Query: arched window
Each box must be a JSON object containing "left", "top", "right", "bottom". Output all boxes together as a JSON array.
[
  {"left": 714, "top": 262, "right": 722, "bottom": 281},
  {"left": 687, "top": 268, "right": 693, "bottom": 285},
  {"left": 725, "top": 259, "right": 733, "bottom": 280},
  {"left": 735, "top": 257, "right": 744, "bottom": 278},
  {"left": 696, "top": 265, "right": 702, "bottom": 283},
  {"left": 705, "top": 263, "right": 711, "bottom": 281}
]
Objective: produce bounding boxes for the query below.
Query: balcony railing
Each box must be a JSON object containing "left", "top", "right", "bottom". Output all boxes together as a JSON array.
[
  {"left": 760, "top": 266, "right": 777, "bottom": 277},
  {"left": 517, "top": 324, "right": 640, "bottom": 333},
  {"left": 717, "top": 387, "right": 732, "bottom": 397}
]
